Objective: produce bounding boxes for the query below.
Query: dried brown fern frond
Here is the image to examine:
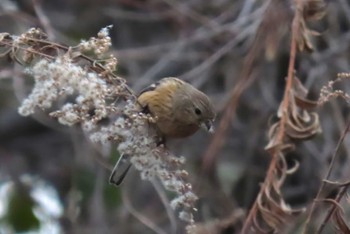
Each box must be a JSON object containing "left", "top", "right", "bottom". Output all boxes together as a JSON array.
[
  {"left": 260, "top": 0, "right": 326, "bottom": 59},
  {"left": 266, "top": 74, "right": 321, "bottom": 152},
  {"left": 253, "top": 153, "right": 303, "bottom": 232},
  {"left": 241, "top": 2, "right": 325, "bottom": 232},
  {"left": 242, "top": 1, "right": 325, "bottom": 233},
  {"left": 295, "top": 0, "right": 326, "bottom": 52},
  {"left": 246, "top": 74, "right": 320, "bottom": 233}
]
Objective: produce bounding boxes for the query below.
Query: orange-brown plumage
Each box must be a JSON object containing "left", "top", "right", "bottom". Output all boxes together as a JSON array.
[
  {"left": 110, "top": 77, "right": 215, "bottom": 185},
  {"left": 137, "top": 77, "right": 215, "bottom": 138}
]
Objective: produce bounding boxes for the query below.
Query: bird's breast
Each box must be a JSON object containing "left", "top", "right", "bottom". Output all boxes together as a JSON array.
[{"left": 156, "top": 118, "right": 199, "bottom": 138}]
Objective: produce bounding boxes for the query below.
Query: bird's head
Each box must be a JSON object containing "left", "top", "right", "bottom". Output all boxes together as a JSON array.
[{"left": 174, "top": 85, "right": 215, "bottom": 133}]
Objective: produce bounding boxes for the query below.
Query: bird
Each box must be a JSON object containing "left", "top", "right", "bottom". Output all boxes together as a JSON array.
[{"left": 109, "top": 77, "right": 215, "bottom": 186}]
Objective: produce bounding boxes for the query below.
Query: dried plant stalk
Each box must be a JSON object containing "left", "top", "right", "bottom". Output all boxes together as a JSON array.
[{"left": 0, "top": 27, "right": 198, "bottom": 228}]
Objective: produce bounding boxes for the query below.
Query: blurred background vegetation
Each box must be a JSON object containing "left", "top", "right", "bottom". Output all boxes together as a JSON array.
[{"left": 0, "top": 0, "right": 350, "bottom": 233}]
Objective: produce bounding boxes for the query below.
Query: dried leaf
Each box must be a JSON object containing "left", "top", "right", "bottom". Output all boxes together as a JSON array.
[
  {"left": 267, "top": 74, "right": 321, "bottom": 153},
  {"left": 285, "top": 160, "right": 299, "bottom": 174},
  {"left": 284, "top": 75, "right": 322, "bottom": 140},
  {"left": 295, "top": 0, "right": 326, "bottom": 52},
  {"left": 265, "top": 121, "right": 296, "bottom": 153},
  {"left": 265, "top": 122, "right": 281, "bottom": 152},
  {"left": 323, "top": 180, "right": 350, "bottom": 188},
  {"left": 260, "top": 0, "right": 292, "bottom": 60},
  {"left": 262, "top": 82, "right": 312, "bottom": 230},
  {"left": 296, "top": 20, "right": 314, "bottom": 52},
  {"left": 292, "top": 75, "right": 319, "bottom": 110},
  {"left": 286, "top": 112, "right": 321, "bottom": 139},
  {"left": 294, "top": 95, "right": 319, "bottom": 110},
  {"left": 302, "top": 0, "right": 327, "bottom": 21},
  {"left": 322, "top": 199, "right": 350, "bottom": 234},
  {"left": 255, "top": 153, "right": 305, "bottom": 232}
]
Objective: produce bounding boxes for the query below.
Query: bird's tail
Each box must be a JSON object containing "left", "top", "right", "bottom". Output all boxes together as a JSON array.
[{"left": 109, "top": 154, "right": 132, "bottom": 186}]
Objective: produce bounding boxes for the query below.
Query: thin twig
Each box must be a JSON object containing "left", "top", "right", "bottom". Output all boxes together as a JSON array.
[
  {"left": 151, "top": 178, "right": 177, "bottom": 234},
  {"left": 181, "top": 21, "right": 260, "bottom": 81},
  {"left": 122, "top": 188, "right": 167, "bottom": 234},
  {"left": 135, "top": 3, "right": 265, "bottom": 91},
  {"left": 160, "top": 0, "right": 218, "bottom": 29},
  {"left": 303, "top": 118, "right": 350, "bottom": 233},
  {"left": 317, "top": 185, "right": 349, "bottom": 233},
  {"left": 114, "top": 5, "right": 265, "bottom": 64}
]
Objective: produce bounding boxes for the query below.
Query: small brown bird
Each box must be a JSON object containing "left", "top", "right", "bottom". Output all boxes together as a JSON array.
[{"left": 109, "top": 77, "right": 215, "bottom": 185}]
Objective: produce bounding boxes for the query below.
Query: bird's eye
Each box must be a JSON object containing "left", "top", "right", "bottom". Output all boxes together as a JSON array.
[{"left": 195, "top": 108, "right": 202, "bottom": 115}]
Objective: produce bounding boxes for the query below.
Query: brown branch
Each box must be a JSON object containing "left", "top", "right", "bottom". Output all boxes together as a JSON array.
[
  {"left": 150, "top": 179, "right": 177, "bottom": 234},
  {"left": 122, "top": 188, "right": 167, "bottom": 234},
  {"left": 302, "top": 118, "right": 350, "bottom": 233},
  {"left": 317, "top": 185, "right": 349, "bottom": 233}
]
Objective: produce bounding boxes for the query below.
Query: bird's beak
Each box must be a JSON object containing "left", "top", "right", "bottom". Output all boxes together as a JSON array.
[{"left": 201, "top": 120, "right": 214, "bottom": 133}]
